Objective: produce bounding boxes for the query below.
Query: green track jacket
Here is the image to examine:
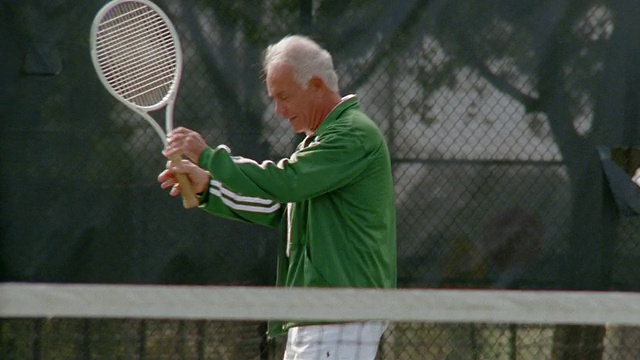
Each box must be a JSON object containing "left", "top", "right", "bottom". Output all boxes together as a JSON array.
[{"left": 197, "top": 96, "right": 397, "bottom": 336}]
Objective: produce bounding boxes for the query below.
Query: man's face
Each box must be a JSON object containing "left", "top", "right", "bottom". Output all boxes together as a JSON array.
[{"left": 266, "top": 64, "right": 319, "bottom": 135}]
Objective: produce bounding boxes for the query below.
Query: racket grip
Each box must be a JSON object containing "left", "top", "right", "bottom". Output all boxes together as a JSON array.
[{"left": 169, "top": 156, "right": 200, "bottom": 209}]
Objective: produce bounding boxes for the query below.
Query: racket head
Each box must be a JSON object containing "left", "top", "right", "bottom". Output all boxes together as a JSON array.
[{"left": 90, "top": 0, "right": 182, "bottom": 112}]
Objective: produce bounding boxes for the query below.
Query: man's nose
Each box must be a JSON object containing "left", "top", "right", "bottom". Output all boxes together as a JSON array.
[{"left": 274, "top": 101, "right": 287, "bottom": 117}]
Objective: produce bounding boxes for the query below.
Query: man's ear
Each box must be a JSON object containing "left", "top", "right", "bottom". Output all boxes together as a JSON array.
[{"left": 309, "top": 76, "right": 325, "bottom": 92}]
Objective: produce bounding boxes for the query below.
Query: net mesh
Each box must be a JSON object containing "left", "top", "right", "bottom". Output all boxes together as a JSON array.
[{"left": 2, "top": 284, "right": 640, "bottom": 359}]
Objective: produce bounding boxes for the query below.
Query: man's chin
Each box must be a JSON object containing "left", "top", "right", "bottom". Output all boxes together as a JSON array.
[{"left": 289, "top": 125, "right": 305, "bottom": 134}]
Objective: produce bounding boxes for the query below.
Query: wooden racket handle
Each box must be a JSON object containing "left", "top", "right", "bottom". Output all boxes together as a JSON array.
[{"left": 169, "top": 156, "right": 199, "bottom": 209}]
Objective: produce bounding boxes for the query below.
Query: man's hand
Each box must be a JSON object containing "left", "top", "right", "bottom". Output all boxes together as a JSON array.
[
  {"left": 158, "top": 159, "right": 210, "bottom": 198},
  {"left": 163, "top": 127, "right": 208, "bottom": 163}
]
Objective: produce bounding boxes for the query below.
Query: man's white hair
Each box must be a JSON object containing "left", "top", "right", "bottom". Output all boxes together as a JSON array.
[{"left": 263, "top": 35, "right": 339, "bottom": 93}]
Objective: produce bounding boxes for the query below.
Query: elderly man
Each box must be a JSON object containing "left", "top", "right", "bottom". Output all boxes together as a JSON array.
[{"left": 158, "top": 35, "right": 396, "bottom": 359}]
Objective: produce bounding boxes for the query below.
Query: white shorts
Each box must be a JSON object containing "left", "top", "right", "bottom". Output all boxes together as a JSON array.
[{"left": 283, "top": 321, "right": 388, "bottom": 360}]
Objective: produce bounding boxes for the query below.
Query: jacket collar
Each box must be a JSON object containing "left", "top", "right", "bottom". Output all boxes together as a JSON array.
[{"left": 313, "top": 94, "right": 358, "bottom": 135}]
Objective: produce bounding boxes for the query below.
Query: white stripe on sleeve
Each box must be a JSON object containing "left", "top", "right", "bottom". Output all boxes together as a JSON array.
[{"left": 209, "top": 179, "right": 281, "bottom": 214}]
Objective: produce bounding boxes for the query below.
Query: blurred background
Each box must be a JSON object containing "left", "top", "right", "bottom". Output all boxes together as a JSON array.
[
  {"left": 4, "top": 1, "right": 640, "bottom": 358},
  {"left": 2, "top": 0, "right": 640, "bottom": 291}
]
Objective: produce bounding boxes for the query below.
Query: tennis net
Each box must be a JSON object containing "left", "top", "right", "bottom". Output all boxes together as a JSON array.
[{"left": 2, "top": 283, "right": 640, "bottom": 359}]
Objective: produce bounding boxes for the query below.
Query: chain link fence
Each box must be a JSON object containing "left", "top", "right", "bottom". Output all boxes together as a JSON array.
[{"left": 3, "top": 0, "right": 640, "bottom": 358}]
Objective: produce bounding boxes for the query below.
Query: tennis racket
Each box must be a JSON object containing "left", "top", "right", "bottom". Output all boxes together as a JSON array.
[{"left": 90, "top": 0, "right": 199, "bottom": 208}]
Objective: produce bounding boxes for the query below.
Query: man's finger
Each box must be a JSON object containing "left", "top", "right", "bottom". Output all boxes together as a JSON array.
[
  {"left": 170, "top": 183, "right": 181, "bottom": 197},
  {"left": 157, "top": 169, "right": 172, "bottom": 183}
]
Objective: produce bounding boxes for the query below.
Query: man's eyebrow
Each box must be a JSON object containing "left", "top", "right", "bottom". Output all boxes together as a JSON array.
[
  {"left": 272, "top": 90, "right": 288, "bottom": 99},
  {"left": 266, "top": 88, "right": 276, "bottom": 98}
]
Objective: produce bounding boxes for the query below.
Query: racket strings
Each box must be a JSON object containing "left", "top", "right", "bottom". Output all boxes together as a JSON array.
[
  {"left": 96, "top": 13, "right": 172, "bottom": 66},
  {"left": 98, "top": 41, "right": 176, "bottom": 98},
  {"left": 96, "top": 18, "right": 171, "bottom": 66},
  {"left": 95, "top": 2, "right": 178, "bottom": 107}
]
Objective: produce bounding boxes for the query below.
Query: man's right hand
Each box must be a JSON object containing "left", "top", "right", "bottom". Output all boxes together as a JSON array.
[{"left": 158, "top": 159, "right": 210, "bottom": 198}]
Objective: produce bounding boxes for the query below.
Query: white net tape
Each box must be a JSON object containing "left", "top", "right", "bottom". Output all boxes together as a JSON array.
[{"left": 2, "top": 283, "right": 640, "bottom": 325}]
